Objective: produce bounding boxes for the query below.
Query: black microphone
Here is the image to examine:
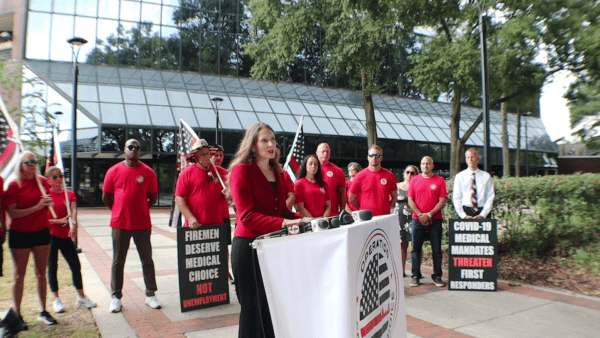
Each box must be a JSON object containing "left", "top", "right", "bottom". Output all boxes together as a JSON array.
[
  {"left": 256, "top": 228, "right": 288, "bottom": 240},
  {"left": 338, "top": 210, "right": 354, "bottom": 226},
  {"left": 310, "top": 218, "right": 330, "bottom": 232},
  {"left": 351, "top": 210, "right": 373, "bottom": 223},
  {"left": 328, "top": 217, "right": 340, "bottom": 229}
]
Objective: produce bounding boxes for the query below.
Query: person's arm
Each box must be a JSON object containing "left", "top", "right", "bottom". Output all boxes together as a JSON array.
[
  {"left": 452, "top": 173, "right": 467, "bottom": 218},
  {"left": 323, "top": 200, "right": 331, "bottom": 217},
  {"left": 479, "top": 174, "right": 495, "bottom": 219},
  {"left": 295, "top": 202, "right": 313, "bottom": 218},
  {"left": 175, "top": 196, "right": 200, "bottom": 229},
  {"left": 349, "top": 192, "right": 360, "bottom": 210},
  {"left": 7, "top": 194, "right": 53, "bottom": 219},
  {"left": 390, "top": 188, "right": 397, "bottom": 213},
  {"left": 147, "top": 193, "right": 158, "bottom": 208},
  {"left": 102, "top": 192, "right": 114, "bottom": 210},
  {"left": 408, "top": 196, "right": 421, "bottom": 216},
  {"left": 285, "top": 192, "right": 295, "bottom": 211},
  {"left": 69, "top": 199, "right": 78, "bottom": 239}
]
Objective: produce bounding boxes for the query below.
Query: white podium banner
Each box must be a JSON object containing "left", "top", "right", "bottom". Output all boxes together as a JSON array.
[{"left": 256, "top": 215, "right": 407, "bottom": 338}]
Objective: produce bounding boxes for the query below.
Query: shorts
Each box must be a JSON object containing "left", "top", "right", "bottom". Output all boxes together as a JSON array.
[{"left": 8, "top": 228, "right": 51, "bottom": 249}]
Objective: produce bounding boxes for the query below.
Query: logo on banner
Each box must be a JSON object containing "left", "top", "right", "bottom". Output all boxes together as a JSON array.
[{"left": 356, "top": 229, "right": 399, "bottom": 338}]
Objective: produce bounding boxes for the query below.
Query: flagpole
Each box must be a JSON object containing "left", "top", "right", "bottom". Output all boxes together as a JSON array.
[
  {"left": 283, "top": 115, "right": 305, "bottom": 176},
  {"left": 210, "top": 158, "right": 227, "bottom": 191}
]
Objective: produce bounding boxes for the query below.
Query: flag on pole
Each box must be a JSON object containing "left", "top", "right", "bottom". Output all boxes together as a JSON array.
[
  {"left": 283, "top": 115, "right": 305, "bottom": 183},
  {"left": 0, "top": 94, "right": 20, "bottom": 180},
  {"left": 168, "top": 119, "right": 201, "bottom": 227},
  {"left": 45, "top": 127, "right": 64, "bottom": 172}
]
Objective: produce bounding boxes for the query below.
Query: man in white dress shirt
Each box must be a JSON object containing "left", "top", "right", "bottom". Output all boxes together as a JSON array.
[{"left": 453, "top": 148, "right": 495, "bottom": 219}]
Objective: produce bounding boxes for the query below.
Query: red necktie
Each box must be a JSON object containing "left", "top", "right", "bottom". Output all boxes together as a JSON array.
[{"left": 471, "top": 172, "right": 478, "bottom": 212}]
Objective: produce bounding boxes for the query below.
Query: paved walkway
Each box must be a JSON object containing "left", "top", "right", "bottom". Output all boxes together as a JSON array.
[{"left": 77, "top": 209, "right": 600, "bottom": 338}]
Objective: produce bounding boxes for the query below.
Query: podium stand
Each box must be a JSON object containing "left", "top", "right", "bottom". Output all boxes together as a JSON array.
[{"left": 255, "top": 215, "right": 407, "bottom": 338}]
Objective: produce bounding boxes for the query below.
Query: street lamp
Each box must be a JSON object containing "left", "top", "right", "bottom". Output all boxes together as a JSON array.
[
  {"left": 212, "top": 97, "right": 223, "bottom": 145},
  {"left": 67, "top": 36, "right": 87, "bottom": 195},
  {"left": 523, "top": 111, "right": 532, "bottom": 176}
]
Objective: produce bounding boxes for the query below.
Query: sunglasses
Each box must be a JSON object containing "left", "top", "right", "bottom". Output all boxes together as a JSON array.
[
  {"left": 405, "top": 170, "right": 417, "bottom": 175},
  {"left": 368, "top": 153, "right": 381, "bottom": 158},
  {"left": 127, "top": 145, "right": 141, "bottom": 151},
  {"left": 52, "top": 175, "right": 64, "bottom": 180},
  {"left": 22, "top": 160, "right": 39, "bottom": 165}
]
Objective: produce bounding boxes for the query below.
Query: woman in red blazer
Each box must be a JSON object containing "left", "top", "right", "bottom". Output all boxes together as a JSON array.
[{"left": 228, "top": 122, "right": 308, "bottom": 338}]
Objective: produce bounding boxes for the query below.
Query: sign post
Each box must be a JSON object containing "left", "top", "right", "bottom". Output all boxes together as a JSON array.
[
  {"left": 177, "top": 223, "right": 230, "bottom": 312},
  {"left": 448, "top": 219, "right": 498, "bottom": 291}
]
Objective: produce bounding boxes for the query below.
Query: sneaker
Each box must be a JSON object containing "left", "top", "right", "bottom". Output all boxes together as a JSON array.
[
  {"left": 76, "top": 296, "right": 97, "bottom": 308},
  {"left": 433, "top": 276, "right": 446, "bottom": 287},
  {"left": 19, "top": 315, "right": 28, "bottom": 331},
  {"left": 109, "top": 296, "right": 122, "bottom": 313},
  {"left": 410, "top": 277, "right": 420, "bottom": 287},
  {"left": 145, "top": 296, "right": 161, "bottom": 309},
  {"left": 38, "top": 311, "right": 58, "bottom": 325},
  {"left": 53, "top": 298, "right": 65, "bottom": 313}
]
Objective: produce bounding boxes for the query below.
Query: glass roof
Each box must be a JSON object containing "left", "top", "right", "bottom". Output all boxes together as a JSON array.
[{"left": 25, "top": 60, "right": 557, "bottom": 152}]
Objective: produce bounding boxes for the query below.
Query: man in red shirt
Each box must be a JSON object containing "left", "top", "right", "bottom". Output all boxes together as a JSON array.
[
  {"left": 175, "top": 139, "right": 229, "bottom": 228},
  {"left": 102, "top": 139, "right": 160, "bottom": 313},
  {"left": 408, "top": 156, "right": 447, "bottom": 288},
  {"left": 348, "top": 145, "right": 397, "bottom": 216},
  {"left": 212, "top": 144, "right": 225, "bottom": 167},
  {"left": 316, "top": 143, "right": 346, "bottom": 216}
]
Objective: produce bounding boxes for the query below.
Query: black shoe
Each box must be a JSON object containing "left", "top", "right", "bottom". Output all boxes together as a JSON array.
[
  {"left": 433, "top": 276, "right": 446, "bottom": 287},
  {"left": 38, "top": 311, "right": 58, "bottom": 325},
  {"left": 19, "top": 315, "right": 28, "bottom": 331},
  {"left": 410, "top": 277, "right": 420, "bottom": 287}
]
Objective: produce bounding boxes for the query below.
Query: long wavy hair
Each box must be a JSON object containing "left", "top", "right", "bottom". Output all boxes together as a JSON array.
[
  {"left": 298, "top": 155, "right": 325, "bottom": 187},
  {"left": 227, "top": 122, "right": 277, "bottom": 184},
  {"left": 7, "top": 150, "right": 39, "bottom": 187}
]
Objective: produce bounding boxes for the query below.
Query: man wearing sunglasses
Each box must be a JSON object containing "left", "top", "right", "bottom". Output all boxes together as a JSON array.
[
  {"left": 316, "top": 143, "right": 346, "bottom": 216},
  {"left": 102, "top": 139, "right": 160, "bottom": 313},
  {"left": 452, "top": 148, "right": 495, "bottom": 219},
  {"left": 348, "top": 145, "right": 397, "bottom": 216},
  {"left": 408, "top": 156, "right": 447, "bottom": 288}
]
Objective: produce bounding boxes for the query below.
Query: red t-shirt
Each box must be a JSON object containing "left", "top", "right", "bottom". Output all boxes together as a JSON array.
[
  {"left": 320, "top": 162, "right": 345, "bottom": 216},
  {"left": 175, "top": 164, "right": 229, "bottom": 226},
  {"left": 349, "top": 168, "right": 397, "bottom": 216},
  {"left": 407, "top": 174, "right": 448, "bottom": 220},
  {"left": 5, "top": 176, "right": 51, "bottom": 232},
  {"left": 102, "top": 162, "right": 158, "bottom": 231},
  {"left": 48, "top": 190, "right": 77, "bottom": 238},
  {"left": 295, "top": 178, "right": 328, "bottom": 217}
]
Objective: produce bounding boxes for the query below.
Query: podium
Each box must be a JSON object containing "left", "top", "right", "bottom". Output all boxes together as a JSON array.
[{"left": 255, "top": 215, "right": 407, "bottom": 338}]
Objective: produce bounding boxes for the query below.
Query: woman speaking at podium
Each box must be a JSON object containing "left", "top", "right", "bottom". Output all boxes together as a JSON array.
[{"left": 228, "top": 122, "right": 308, "bottom": 338}]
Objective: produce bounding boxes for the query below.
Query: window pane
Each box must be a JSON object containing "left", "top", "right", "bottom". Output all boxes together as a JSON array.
[
  {"left": 269, "top": 100, "right": 290, "bottom": 114},
  {"left": 78, "top": 85, "right": 98, "bottom": 101},
  {"left": 154, "top": 129, "right": 177, "bottom": 153},
  {"left": 352, "top": 107, "right": 366, "bottom": 120},
  {"left": 286, "top": 101, "right": 307, "bottom": 115},
  {"left": 329, "top": 118, "right": 354, "bottom": 136},
  {"left": 167, "top": 90, "right": 191, "bottom": 107},
  {"left": 237, "top": 112, "right": 259, "bottom": 129},
  {"left": 101, "top": 127, "right": 125, "bottom": 151},
  {"left": 127, "top": 128, "right": 152, "bottom": 151},
  {"left": 405, "top": 125, "right": 428, "bottom": 142},
  {"left": 231, "top": 96, "right": 252, "bottom": 111},
  {"left": 145, "top": 89, "right": 169, "bottom": 105},
  {"left": 50, "top": 15, "right": 74, "bottom": 62},
  {"left": 172, "top": 107, "right": 198, "bottom": 128},
  {"left": 219, "top": 110, "right": 242, "bottom": 130},
  {"left": 391, "top": 124, "right": 414, "bottom": 140},
  {"left": 80, "top": 102, "right": 101, "bottom": 120},
  {"left": 26, "top": 12, "right": 51, "bottom": 59},
  {"left": 304, "top": 103, "right": 325, "bottom": 117},
  {"left": 122, "top": 87, "right": 146, "bottom": 104},
  {"left": 250, "top": 98, "right": 272, "bottom": 112},
  {"left": 76, "top": 0, "right": 97, "bottom": 16},
  {"left": 74, "top": 16, "right": 97, "bottom": 62},
  {"left": 141, "top": 3, "right": 161, "bottom": 24},
  {"left": 98, "top": 0, "right": 118, "bottom": 19},
  {"left": 189, "top": 93, "right": 213, "bottom": 108},
  {"left": 346, "top": 120, "right": 366, "bottom": 137},
  {"left": 194, "top": 109, "right": 216, "bottom": 125},
  {"left": 92, "top": 19, "right": 119, "bottom": 65},
  {"left": 100, "top": 103, "right": 126, "bottom": 124},
  {"left": 337, "top": 106, "right": 357, "bottom": 120},
  {"left": 419, "top": 127, "right": 440, "bottom": 143},
  {"left": 162, "top": 5, "right": 178, "bottom": 26},
  {"left": 30, "top": 0, "right": 51, "bottom": 12},
  {"left": 312, "top": 117, "right": 337, "bottom": 135},
  {"left": 256, "top": 113, "right": 282, "bottom": 132},
  {"left": 378, "top": 123, "right": 400, "bottom": 139},
  {"left": 149, "top": 106, "right": 175, "bottom": 126},
  {"left": 120, "top": 1, "right": 141, "bottom": 22},
  {"left": 275, "top": 114, "right": 298, "bottom": 133},
  {"left": 320, "top": 104, "right": 341, "bottom": 118},
  {"left": 98, "top": 86, "right": 123, "bottom": 103},
  {"left": 125, "top": 105, "right": 152, "bottom": 126},
  {"left": 54, "top": 0, "right": 75, "bottom": 15}
]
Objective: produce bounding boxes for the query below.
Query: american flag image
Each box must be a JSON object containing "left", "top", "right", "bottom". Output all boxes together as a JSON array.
[
  {"left": 283, "top": 115, "right": 305, "bottom": 183},
  {"left": 45, "top": 127, "right": 64, "bottom": 172},
  {"left": 169, "top": 119, "right": 200, "bottom": 227},
  {"left": 357, "top": 233, "right": 397, "bottom": 338},
  {"left": 0, "top": 95, "right": 20, "bottom": 179}
]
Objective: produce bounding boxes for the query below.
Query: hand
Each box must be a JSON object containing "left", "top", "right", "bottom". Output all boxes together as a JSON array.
[
  {"left": 474, "top": 215, "right": 484, "bottom": 219},
  {"left": 60, "top": 216, "right": 70, "bottom": 227},
  {"left": 300, "top": 217, "right": 312, "bottom": 223},
  {"left": 69, "top": 226, "right": 77, "bottom": 239},
  {"left": 189, "top": 217, "right": 201, "bottom": 229},
  {"left": 465, "top": 215, "right": 474, "bottom": 219},
  {"left": 418, "top": 213, "right": 430, "bottom": 224},
  {"left": 221, "top": 189, "right": 232, "bottom": 201},
  {"left": 39, "top": 195, "right": 54, "bottom": 208}
]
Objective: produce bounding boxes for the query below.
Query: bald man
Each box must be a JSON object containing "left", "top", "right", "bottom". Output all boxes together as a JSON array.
[{"left": 316, "top": 143, "right": 346, "bottom": 216}]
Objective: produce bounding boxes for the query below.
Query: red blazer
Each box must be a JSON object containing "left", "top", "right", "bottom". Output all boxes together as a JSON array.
[{"left": 230, "top": 161, "right": 299, "bottom": 238}]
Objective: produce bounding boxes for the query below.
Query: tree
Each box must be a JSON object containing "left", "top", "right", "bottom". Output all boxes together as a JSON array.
[
  {"left": 245, "top": 0, "right": 420, "bottom": 147},
  {"left": 566, "top": 79, "right": 600, "bottom": 150}
]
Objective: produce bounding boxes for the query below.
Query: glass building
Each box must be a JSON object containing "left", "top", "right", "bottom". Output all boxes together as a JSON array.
[{"left": 2, "top": 0, "right": 558, "bottom": 206}]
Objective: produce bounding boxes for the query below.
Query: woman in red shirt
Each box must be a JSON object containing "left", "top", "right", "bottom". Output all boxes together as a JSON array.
[
  {"left": 295, "top": 155, "right": 330, "bottom": 218},
  {"left": 345, "top": 162, "right": 362, "bottom": 212},
  {"left": 45, "top": 166, "right": 97, "bottom": 313},
  {"left": 228, "top": 122, "right": 309, "bottom": 338},
  {"left": 5, "top": 151, "right": 57, "bottom": 326}
]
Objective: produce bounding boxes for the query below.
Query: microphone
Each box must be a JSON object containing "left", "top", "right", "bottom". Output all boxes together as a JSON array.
[
  {"left": 328, "top": 217, "right": 340, "bottom": 229},
  {"left": 287, "top": 221, "right": 311, "bottom": 235},
  {"left": 310, "top": 218, "right": 330, "bottom": 232},
  {"left": 351, "top": 210, "right": 373, "bottom": 223},
  {"left": 338, "top": 210, "right": 354, "bottom": 226}
]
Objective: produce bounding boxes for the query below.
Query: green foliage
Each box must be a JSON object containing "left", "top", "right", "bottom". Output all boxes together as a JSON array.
[
  {"left": 566, "top": 78, "right": 600, "bottom": 150},
  {"left": 445, "top": 173, "right": 600, "bottom": 270}
]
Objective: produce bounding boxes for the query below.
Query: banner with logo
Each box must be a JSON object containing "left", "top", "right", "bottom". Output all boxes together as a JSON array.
[
  {"left": 448, "top": 219, "right": 498, "bottom": 291},
  {"left": 176, "top": 223, "right": 229, "bottom": 312},
  {"left": 256, "top": 215, "right": 407, "bottom": 338}
]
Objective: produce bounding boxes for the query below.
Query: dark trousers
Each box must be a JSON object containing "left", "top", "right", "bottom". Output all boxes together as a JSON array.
[
  {"left": 48, "top": 235, "right": 83, "bottom": 292},
  {"left": 231, "top": 237, "right": 275, "bottom": 338},
  {"left": 111, "top": 228, "right": 157, "bottom": 299},
  {"left": 411, "top": 219, "right": 443, "bottom": 279},
  {"left": 463, "top": 206, "right": 482, "bottom": 217}
]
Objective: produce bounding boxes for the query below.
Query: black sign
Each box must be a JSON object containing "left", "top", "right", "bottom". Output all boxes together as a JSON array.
[
  {"left": 448, "top": 219, "right": 498, "bottom": 291},
  {"left": 177, "top": 223, "right": 230, "bottom": 312}
]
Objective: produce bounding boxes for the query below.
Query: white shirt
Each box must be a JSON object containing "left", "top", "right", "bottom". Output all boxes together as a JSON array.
[{"left": 452, "top": 168, "right": 495, "bottom": 218}]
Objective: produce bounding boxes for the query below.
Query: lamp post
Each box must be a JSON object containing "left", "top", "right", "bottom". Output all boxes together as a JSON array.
[
  {"left": 478, "top": 6, "right": 491, "bottom": 172},
  {"left": 523, "top": 111, "right": 531, "bottom": 176},
  {"left": 67, "top": 37, "right": 87, "bottom": 195},
  {"left": 212, "top": 97, "right": 223, "bottom": 145}
]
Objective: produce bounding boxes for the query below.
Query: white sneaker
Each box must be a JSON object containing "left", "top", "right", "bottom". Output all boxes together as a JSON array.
[
  {"left": 53, "top": 298, "right": 65, "bottom": 313},
  {"left": 145, "top": 296, "right": 161, "bottom": 309},
  {"left": 76, "top": 296, "right": 97, "bottom": 308},
  {"left": 109, "top": 296, "right": 122, "bottom": 313}
]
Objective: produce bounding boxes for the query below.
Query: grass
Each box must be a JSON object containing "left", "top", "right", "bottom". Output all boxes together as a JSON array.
[{"left": 1, "top": 242, "right": 100, "bottom": 338}]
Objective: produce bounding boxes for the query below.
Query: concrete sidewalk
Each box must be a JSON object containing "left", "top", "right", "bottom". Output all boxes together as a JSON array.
[{"left": 77, "top": 209, "right": 600, "bottom": 338}]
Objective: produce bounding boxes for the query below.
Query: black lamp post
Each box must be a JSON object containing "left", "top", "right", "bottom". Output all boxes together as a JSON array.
[
  {"left": 478, "top": 7, "right": 491, "bottom": 172},
  {"left": 212, "top": 97, "right": 223, "bottom": 145},
  {"left": 67, "top": 37, "right": 87, "bottom": 194},
  {"left": 523, "top": 111, "right": 532, "bottom": 176}
]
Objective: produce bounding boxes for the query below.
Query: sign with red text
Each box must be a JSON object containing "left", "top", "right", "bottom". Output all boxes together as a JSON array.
[
  {"left": 177, "top": 223, "right": 229, "bottom": 312},
  {"left": 448, "top": 219, "right": 498, "bottom": 291}
]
